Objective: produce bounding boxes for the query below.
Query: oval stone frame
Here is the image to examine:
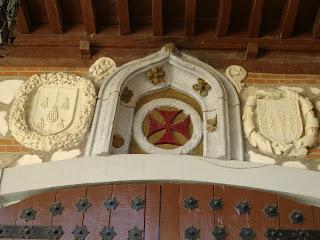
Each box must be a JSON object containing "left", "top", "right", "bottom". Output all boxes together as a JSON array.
[
  {"left": 9, "top": 72, "right": 97, "bottom": 151},
  {"left": 242, "top": 89, "right": 319, "bottom": 157},
  {"left": 133, "top": 98, "right": 203, "bottom": 154}
]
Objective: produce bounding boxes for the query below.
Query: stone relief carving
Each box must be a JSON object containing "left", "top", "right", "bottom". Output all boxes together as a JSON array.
[
  {"left": 225, "top": 65, "right": 247, "bottom": 94},
  {"left": 192, "top": 78, "right": 211, "bottom": 97},
  {"left": 146, "top": 66, "right": 166, "bottom": 85},
  {"left": 133, "top": 98, "right": 202, "bottom": 154},
  {"left": 243, "top": 89, "right": 319, "bottom": 157},
  {"left": 89, "top": 57, "right": 116, "bottom": 86},
  {"left": 86, "top": 45, "right": 244, "bottom": 160},
  {"left": 9, "top": 72, "right": 97, "bottom": 151},
  {"left": 207, "top": 115, "right": 217, "bottom": 133}
]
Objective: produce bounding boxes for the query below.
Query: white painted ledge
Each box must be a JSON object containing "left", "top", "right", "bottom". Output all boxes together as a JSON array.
[{"left": 0, "top": 154, "right": 319, "bottom": 206}]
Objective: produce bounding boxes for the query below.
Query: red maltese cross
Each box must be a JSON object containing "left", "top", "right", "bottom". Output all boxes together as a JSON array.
[{"left": 147, "top": 108, "right": 191, "bottom": 146}]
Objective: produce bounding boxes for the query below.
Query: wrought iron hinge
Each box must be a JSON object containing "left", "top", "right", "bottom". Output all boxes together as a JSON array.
[
  {"left": 0, "top": 225, "right": 63, "bottom": 239},
  {"left": 266, "top": 229, "right": 320, "bottom": 240}
]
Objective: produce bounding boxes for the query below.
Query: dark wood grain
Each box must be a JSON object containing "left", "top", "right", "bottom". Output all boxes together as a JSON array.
[
  {"left": 44, "top": 0, "right": 64, "bottom": 34},
  {"left": 214, "top": 185, "right": 249, "bottom": 239},
  {"left": 248, "top": 0, "right": 264, "bottom": 37},
  {"left": 117, "top": 0, "right": 131, "bottom": 35},
  {"left": 278, "top": 195, "right": 314, "bottom": 229},
  {"left": 313, "top": 9, "right": 320, "bottom": 39},
  {"left": 246, "top": 189, "right": 279, "bottom": 240},
  {"left": 312, "top": 206, "right": 320, "bottom": 228},
  {"left": 144, "top": 184, "right": 161, "bottom": 240},
  {"left": 246, "top": 42, "right": 259, "bottom": 59},
  {"left": 180, "top": 184, "right": 214, "bottom": 240},
  {"left": 109, "top": 184, "right": 145, "bottom": 240},
  {"left": 216, "top": 0, "right": 232, "bottom": 37},
  {"left": 15, "top": 191, "right": 55, "bottom": 226},
  {"left": 152, "top": 0, "right": 163, "bottom": 36},
  {"left": 160, "top": 184, "right": 180, "bottom": 240},
  {"left": 185, "top": 0, "right": 197, "bottom": 36},
  {"left": 80, "top": 0, "right": 96, "bottom": 34},
  {"left": 83, "top": 185, "right": 113, "bottom": 240},
  {"left": 279, "top": 0, "right": 300, "bottom": 39},
  {"left": 16, "top": 0, "right": 31, "bottom": 34},
  {"left": 52, "top": 187, "right": 87, "bottom": 240}
]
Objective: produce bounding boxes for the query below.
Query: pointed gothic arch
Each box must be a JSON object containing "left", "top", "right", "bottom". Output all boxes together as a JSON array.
[{"left": 85, "top": 45, "right": 244, "bottom": 160}]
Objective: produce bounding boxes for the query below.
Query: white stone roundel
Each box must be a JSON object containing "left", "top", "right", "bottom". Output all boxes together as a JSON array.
[
  {"left": 9, "top": 72, "right": 97, "bottom": 151},
  {"left": 133, "top": 98, "right": 203, "bottom": 154}
]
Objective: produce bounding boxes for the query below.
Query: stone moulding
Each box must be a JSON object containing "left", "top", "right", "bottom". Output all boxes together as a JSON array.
[
  {"left": 133, "top": 98, "right": 203, "bottom": 154},
  {"left": 243, "top": 89, "right": 319, "bottom": 157},
  {"left": 85, "top": 45, "right": 244, "bottom": 160},
  {"left": 9, "top": 72, "right": 97, "bottom": 151}
]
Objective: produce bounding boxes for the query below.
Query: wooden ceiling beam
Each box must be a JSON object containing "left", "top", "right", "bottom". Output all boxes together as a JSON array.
[
  {"left": 185, "top": 0, "right": 197, "bottom": 36},
  {"left": 44, "top": 0, "right": 63, "bottom": 34},
  {"left": 16, "top": 0, "right": 32, "bottom": 34},
  {"left": 248, "top": 0, "right": 264, "bottom": 37},
  {"left": 216, "top": 0, "right": 232, "bottom": 37},
  {"left": 313, "top": 9, "right": 320, "bottom": 39},
  {"left": 152, "top": 0, "right": 163, "bottom": 36},
  {"left": 279, "top": 0, "right": 300, "bottom": 39},
  {"left": 80, "top": 0, "right": 96, "bottom": 35},
  {"left": 117, "top": 0, "right": 131, "bottom": 35}
]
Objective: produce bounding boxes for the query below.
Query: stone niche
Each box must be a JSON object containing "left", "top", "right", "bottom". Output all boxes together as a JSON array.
[{"left": 85, "top": 45, "right": 244, "bottom": 160}]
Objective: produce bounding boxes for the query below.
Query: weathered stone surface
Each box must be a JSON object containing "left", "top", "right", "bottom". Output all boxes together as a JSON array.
[
  {"left": 9, "top": 73, "right": 96, "bottom": 151},
  {"left": 243, "top": 89, "right": 319, "bottom": 157},
  {"left": 0, "top": 111, "right": 8, "bottom": 136},
  {"left": 0, "top": 80, "right": 23, "bottom": 105},
  {"left": 51, "top": 149, "right": 81, "bottom": 161}
]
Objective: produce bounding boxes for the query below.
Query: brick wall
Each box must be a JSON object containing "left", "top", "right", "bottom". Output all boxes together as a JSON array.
[{"left": 244, "top": 73, "right": 320, "bottom": 85}]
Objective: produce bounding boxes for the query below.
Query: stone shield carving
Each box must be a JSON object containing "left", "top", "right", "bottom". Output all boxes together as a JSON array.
[
  {"left": 243, "top": 89, "right": 319, "bottom": 157},
  {"left": 9, "top": 73, "right": 96, "bottom": 151}
]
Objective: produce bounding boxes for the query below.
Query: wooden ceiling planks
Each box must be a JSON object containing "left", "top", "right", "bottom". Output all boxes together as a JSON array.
[
  {"left": 152, "top": 0, "right": 163, "bottom": 36},
  {"left": 80, "top": 0, "right": 96, "bottom": 35},
  {"left": 117, "top": 0, "right": 131, "bottom": 35},
  {"left": 279, "top": 0, "right": 300, "bottom": 39},
  {"left": 9, "top": 0, "right": 320, "bottom": 69},
  {"left": 314, "top": 9, "right": 320, "bottom": 39},
  {"left": 216, "top": 0, "right": 232, "bottom": 37},
  {"left": 16, "top": 0, "right": 31, "bottom": 34},
  {"left": 247, "top": 0, "right": 264, "bottom": 37},
  {"left": 44, "top": 0, "right": 64, "bottom": 34}
]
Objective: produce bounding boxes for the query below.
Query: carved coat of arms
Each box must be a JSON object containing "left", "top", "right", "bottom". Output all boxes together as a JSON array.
[
  {"left": 242, "top": 89, "right": 319, "bottom": 157},
  {"left": 256, "top": 99, "right": 303, "bottom": 143},
  {"left": 9, "top": 73, "right": 97, "bottom": 151},
  {"left": 32, "top": 87, "right": 78, "bottom": 134}
]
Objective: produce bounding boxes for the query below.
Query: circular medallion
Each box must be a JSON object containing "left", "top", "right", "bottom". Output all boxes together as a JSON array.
[
  {"left": 9, "top": 72, "right": 96, "bottom": 151},
  {"left": 133, "top": 98, "right": 202, "bottom": 154}
]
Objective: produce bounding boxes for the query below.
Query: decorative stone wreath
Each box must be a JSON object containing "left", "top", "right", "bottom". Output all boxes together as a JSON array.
[
  {"left": 9, "top": 72, "right": 97, "bottom": 151},
  {"left": 133, "top": 98, "right": 203, "bottom": 154},
  {"left": 242, "top": 89, "right": 319, "bottom": 157}
]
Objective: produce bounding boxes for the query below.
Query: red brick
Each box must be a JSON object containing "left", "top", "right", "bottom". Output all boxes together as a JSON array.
[
  {"left": 0, "top": 138, "right": 15, "bottom": 145},
  {"left": 265, "top": 79, "right": 280, "bottom": 84},
  {"left": 306, "top": 154, "right": 320, "bottom": 159},
  {"left": 259, "top": 73, "right": 284, "bottom": 79},
  {"left": 0, "top": 146, "right": 6, "bottom": 152},
  {"left": 279, "top": 79, "right": 293, "bottom": 84},
  {"left": 5, "top": 146, "right": 22, "bottom": 152}
]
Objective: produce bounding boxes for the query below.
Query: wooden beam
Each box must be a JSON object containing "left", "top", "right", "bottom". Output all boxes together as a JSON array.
[
  {"left": 313, "top": 9, "right": 320, "bottom": 39},
  {"left": 16, "top": 0, "right": 31, "bottom": 34},
  {"left": 80, "top": 0, "right": 96, "bottom": 35},
  {"left": 152, "top": 0, "right": 163, "bottom": 36},
  {"left": 79, "top": 40, "right": 91, "bottom": 59},
  {"left": 185, "top": 0, "right": 197, "bottom": 36},
  {"left": 216, "top": 0, "right": 232, "bottom": 37},
  {"left": 248, "top": 0, "right": 264, "bottom": 37},
  {"left": 279, "top": 0, "right": 300, "bottom": 39},
  {"left": 246, "top": 42, "right": 259, "bottom": 59},
  {"left": 44, "top": 0, "right": 63, "bottom": 34},
  {"left": 117, "top": 0, "right": 131, "bottom": 35}
]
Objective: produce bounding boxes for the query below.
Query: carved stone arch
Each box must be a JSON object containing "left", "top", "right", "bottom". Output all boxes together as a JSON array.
[{"left": 85, "top": 45, "right": 244, "bottom": 160}]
